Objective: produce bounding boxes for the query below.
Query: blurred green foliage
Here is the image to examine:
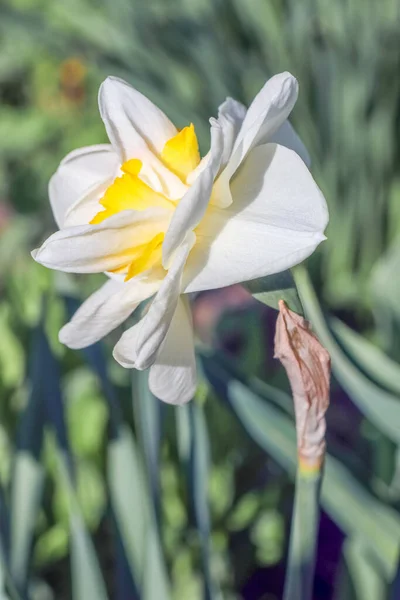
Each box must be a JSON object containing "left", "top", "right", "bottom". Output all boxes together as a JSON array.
[{"left": 0, "top": 0, "right": 400, "bottom": 599}]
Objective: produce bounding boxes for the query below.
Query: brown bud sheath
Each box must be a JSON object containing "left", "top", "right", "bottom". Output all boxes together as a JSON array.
[{"left": 274, "top": 300, "right": 331, "bottom": 471}]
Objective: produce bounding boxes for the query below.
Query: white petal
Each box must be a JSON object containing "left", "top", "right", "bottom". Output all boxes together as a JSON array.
[
  {"left": 162, "top": 122, "right": 223, "bottom": 267},
  {"left": 148, "top": 296, "right": 196, "bottom": 405},
  {"left": 63, "top": 180, "right": 110, "bottom": 228},
  {"left": 32, "top": 208, "right": 171, "bottom": 273},
  {"left": 99, "top": 77, "right": 186, "bottom": 199},
  {"left": 270, "top": 120, "right": 311, "bottom": 167},
  {"left": 49, "top": 144, "right": 119, "bottom": 227},
  {"left": 213, "top": 72, "right": 298, "bottom": 208},
  {"left": 59, "top": 277, "right": 160, "bottom": 349},
  {"left": 187, "top": 98, "right": 246, "bottom": 187},
  {"left": 217, "top": 97, "right": 247, "bottom": 169},
  {"left": 99, "top": 76, "right": 176, "bottom": 156},
  {"left": 113, "top": 232, "right": 195, "bottom": 370},
  {"left": 183, "top": 143, "right": 328, "bottom": 292}
]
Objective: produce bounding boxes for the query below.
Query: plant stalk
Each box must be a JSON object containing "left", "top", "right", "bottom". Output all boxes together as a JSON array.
[{"left": 283, "top": 462, "right": 323, "bottom": 600}]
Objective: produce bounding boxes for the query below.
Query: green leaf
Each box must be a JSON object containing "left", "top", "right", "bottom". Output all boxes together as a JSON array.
[
  {"left": 175, "top": 401, "right": 222, "bottom": 599},
  {"left": 10, "top": 325, "right": 48, "bottom": 590},
  {"left": 132, "top": 370, "right": 161, "bottom": 518},
  {"left": 338, "top": 538, "right": 387, "bottom": 600},
  {"left": 189, "top": 402, "right": 222, "bottom": 600},
  {"left": 10, "top": 453, "right": 44, "bottom": 587},
  {"left": 57, "top": 452, "right": 109, "bottom": 600},
  {"left": 108, "top": 425, "right": 147, "bottom": 583},
  {"left": 331, "top": 317, "right": 400, "bottom": 395},
  {"left": 108, "top": 424, "right": 170, "bottom": 600},
  {"left": 292, "top": 265, "right": 400, "bottom": 444},
  {"left": 0, "top": 542, "right": 11, "bottom": 600},
  {"left": 371, "top": 241, "right": 400, "bottom": 323},
  {"left": 244, "top": 270, "right": 304, "bottom": 315}
]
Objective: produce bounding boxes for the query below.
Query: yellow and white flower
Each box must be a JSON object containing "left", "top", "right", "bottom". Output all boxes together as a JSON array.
[{"left": 32, "top": 72, "right": 328, "bottom": 404}]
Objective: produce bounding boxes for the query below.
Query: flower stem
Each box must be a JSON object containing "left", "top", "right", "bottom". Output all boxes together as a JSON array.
[{"left": 283, "top": 462, "right": 323, "bottom": 600}]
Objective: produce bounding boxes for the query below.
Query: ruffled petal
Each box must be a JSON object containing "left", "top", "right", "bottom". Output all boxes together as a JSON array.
[
  {"left": 213, "top": 72, "right": 298, "bottom": 208},
  {"left": 187, "top": 98, "right": 246, "bottom": 187},
  {"left": 183, "top": 143, "right": 328, "bottom": 292},
  {"left": 49, "top": 144, "right": 119, "bottom": 227},
  {"left": 99, "top": 77, "right": 187, "bottom": 199},
  {"left": 113, "top": 232, "right": 195, "bottom": 370},
  {"left": 162, "top": 121, "right": 223, "bottom": 267},
  {"left": 59, "top": 277, "right": 160, "bottom": 349},
  {"left": 148, "top": 296, "right": 196, "bottom": 405},
  {"left": 32, "top": 208, "right": 171, "bottom": 274},
  {"left": 217, "top": 97, "right": 247, "bottom": 170}
]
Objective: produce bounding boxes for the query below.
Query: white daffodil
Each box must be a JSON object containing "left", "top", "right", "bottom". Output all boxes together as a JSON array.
[{"left": 32, "top": 72, "right": 328, "bottom": 404}]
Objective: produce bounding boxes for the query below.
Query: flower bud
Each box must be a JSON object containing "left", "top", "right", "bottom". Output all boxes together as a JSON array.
[{"left": 274, "top": 300, "right": 331, "bottom": 470}]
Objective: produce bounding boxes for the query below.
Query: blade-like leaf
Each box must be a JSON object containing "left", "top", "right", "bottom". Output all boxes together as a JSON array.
[
  {"left": 189, "top": 402, "right": 222, "bottom": 600},
  {"left": 112, "top": 511, "right": 139, "bottom": 600},
  {"left": 244, "top": 270, "right": 304, "bottom": 315},
  {"left": 132, "top": 370, "right": 162, "bottom": 522},
  {"left": 10, "top": 454, "right": 44, "bottom": 590},
  {"left": 108, "top": 425, "right": 146, "bottom": 584},
  {"left": 10, "top": 326, "right": 47, "bottom": 590},
  {"left": 331, "top": 317, "right": 400, "bottom": 396},
  {"left": 292, "top": 265, "right": 400, "bottom": 443},
  {"left": 339, "top": 538, "right": 386, "bottom": 600},
  {"left": 57, "top": 454, "right": 109, "bottom": 600},
  {"left": 108, "top": 424, "right": 170, "bottom": 600},
  {"left": 0, "top": 535, "right": 14, "bottom": 600}
]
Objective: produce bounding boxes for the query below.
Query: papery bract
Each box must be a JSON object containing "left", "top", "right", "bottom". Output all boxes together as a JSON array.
[{"left": 274, "top": 300, "right": 331, "bottom": 468}]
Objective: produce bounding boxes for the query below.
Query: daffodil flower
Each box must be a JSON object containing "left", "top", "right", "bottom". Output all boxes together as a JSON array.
[{"left": 32, "top": 72, "right": 328, "bottom": 404}]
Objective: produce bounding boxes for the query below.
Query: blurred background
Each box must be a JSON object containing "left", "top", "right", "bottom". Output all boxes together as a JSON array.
[{"left": 1, "top": 0, "right": 400, "bottom": 599}]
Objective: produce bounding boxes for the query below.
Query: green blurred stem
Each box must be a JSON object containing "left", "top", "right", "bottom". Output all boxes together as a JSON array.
[
  {"left": 291, "top": 264, "right": 325, "bottom": 327},
  {"left": 284, "top": 264, "right": 325, "bottom": 599},
  {"left": 283, "top": 465, "right": 322, "bottom": 600},
  {"left": 0, "top": 541, "right": 22, "bottom": 600}
]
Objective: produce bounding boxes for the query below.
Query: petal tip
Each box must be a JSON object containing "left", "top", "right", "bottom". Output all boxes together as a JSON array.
[
  {"left": 58, "top": 325, "right": 71, "bottom": 348},
  {"left": 149, "top": 379, "right": 196, "bottom": 405},
  {"left": 98, "top": 76, "right": 128, "bottom": 115},
  {"left": 58, "top": 324, "right": 85, "bottom": 350},
  {"left": 277, "top": 72, "right": 299, "bottom": 102},
  {"left": 100, "top": 75, "right": 122, "bottom": 90},
  {"left": 112, "top": 344, "right": 134, "bottom": 369}
]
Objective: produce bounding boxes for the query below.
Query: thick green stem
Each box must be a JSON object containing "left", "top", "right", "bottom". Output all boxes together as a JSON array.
[{"left": 283, "top": 465, "right": 322, "bottom": 600}]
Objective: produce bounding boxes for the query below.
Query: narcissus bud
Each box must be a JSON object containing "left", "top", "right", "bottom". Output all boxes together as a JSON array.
[{"left": 274, "top": 300, "right": 331, "bottom": 471}]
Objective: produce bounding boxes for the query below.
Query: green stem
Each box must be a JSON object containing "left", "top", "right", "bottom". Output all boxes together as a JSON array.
[
  {"left": 291, "top": 264, "right": 328, "bottom": 335},
  {"left": 283, "top": 465, "right": 322, "bottom": 600}
]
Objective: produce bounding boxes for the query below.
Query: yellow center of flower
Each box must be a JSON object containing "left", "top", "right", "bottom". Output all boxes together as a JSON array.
[
  {"left": 160, "top": 123, "right": 200, "bottom": 180},
  {"left": 90, "top": 124, "right": 200, "bottom": 281}
]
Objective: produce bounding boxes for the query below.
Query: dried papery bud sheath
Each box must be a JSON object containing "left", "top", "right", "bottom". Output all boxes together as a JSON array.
[{"left": 274, "top": 300, "right": 331, "bottom": 471}]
